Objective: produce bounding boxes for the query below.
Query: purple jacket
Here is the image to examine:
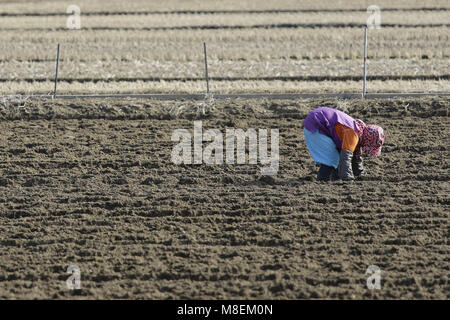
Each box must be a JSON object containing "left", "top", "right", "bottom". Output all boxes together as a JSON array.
[{"left": 303, "top": 107, "right": 360, "bottom": 150}]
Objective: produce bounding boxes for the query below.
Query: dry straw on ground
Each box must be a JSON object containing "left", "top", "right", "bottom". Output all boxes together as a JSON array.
[
  {"left": 1, "top": 79, "right": 449, "bottom": 95},
  {"left": 0, "top": 0, "right": 448, "bottom": 94}
]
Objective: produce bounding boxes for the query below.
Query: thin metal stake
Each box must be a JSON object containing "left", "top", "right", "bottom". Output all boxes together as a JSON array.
[
  {"left": 362, "top": 27, "right": 368, "bottom": 98},
  {"left": 53, "top": 43, "right": 60, "bottom": 98},
  {"left": 203, "top": 42, "right": 210, "bottom": 94}
]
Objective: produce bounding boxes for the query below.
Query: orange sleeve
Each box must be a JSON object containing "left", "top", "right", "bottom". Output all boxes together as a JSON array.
[{"left": 334, "top": 123, "right": 359, "bottom": 152}]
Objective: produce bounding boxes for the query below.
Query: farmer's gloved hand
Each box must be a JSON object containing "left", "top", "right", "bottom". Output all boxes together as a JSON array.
[
  {"left": 338, "top": 149, "right": 355, "bottom": 180},
  {"left": 352, "top": 156, "right": 367, "bottom": 177}
]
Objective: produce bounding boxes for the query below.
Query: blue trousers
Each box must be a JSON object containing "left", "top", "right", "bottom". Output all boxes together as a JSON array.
[{"left": 303, "top": 128, "right": 340, "bottom": 168}]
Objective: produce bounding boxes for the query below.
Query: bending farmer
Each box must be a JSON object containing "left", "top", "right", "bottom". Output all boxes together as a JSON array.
[{"left": 302, "top": 107, "right": 385, "bottom": 181}]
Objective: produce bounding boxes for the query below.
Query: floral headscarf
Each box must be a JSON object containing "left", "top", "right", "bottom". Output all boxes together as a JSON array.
[{"left": 355, "top": 119, "right": 385, "bottom": 157}]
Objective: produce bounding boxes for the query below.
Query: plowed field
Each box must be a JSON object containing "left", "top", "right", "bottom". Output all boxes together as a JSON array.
[{"left": 0, "top": 97, "right": 448, "bottom": 299}]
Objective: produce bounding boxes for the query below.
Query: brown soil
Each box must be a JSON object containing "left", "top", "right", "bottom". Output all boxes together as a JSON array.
[{"left": 0, "top": 97, "right": 448, "bottom": 299}]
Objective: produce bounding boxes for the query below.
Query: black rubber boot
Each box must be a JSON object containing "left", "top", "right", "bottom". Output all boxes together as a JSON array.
[
  {"left": 352, "top": 156, "right": 367, "bottom": 177},
  {"left": 338, "top": 149, "right": 355, "bottom": 180},
  {"left": 317, "top": 165, "right": 338, "bottom": 182}
]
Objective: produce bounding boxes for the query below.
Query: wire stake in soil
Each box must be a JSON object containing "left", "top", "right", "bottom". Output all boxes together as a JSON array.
[
  {"left": 362, "top": 27, "right": 368, "bottom": 98},
  {"left": 53, "top": 43, "right": 60, "bottom": 99},
  {"left": 203, "top": 42, "right": 210, "bottom": 95}
]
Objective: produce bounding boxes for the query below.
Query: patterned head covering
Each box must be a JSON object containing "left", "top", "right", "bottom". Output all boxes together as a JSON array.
[{"left": 355, "top": 119, "right": 385, "bottom": 157}]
